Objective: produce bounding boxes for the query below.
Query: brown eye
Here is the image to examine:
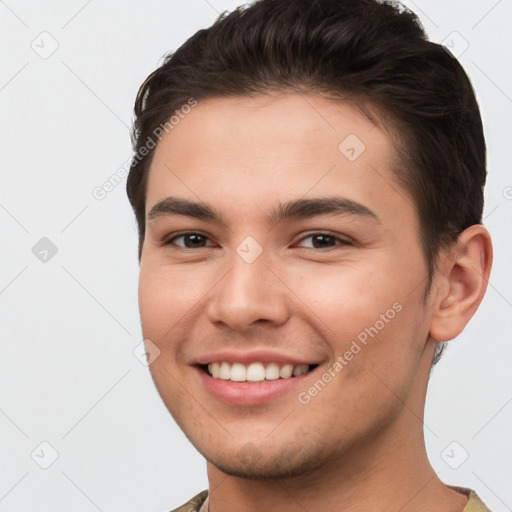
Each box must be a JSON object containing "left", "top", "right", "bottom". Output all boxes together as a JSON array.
[
  {"left": 167, "top": 233, "right": 212, "bottom": 248},
  {"left": 296, "top": 233, "right": 351, "bottom": 249}
]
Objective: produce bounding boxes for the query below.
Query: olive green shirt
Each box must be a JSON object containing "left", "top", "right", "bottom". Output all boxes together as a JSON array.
[{"left": 169, "top": 486, "right": 491, "bottom": 511}]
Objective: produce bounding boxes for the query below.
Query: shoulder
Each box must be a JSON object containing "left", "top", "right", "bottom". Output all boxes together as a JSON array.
[
  {"left": 168, "top": 489, "right": 208, "bottom": 512},
  {"left": 453, "top": 487, "right": 492, "bottom": 512},
  {"left": 464, "top": 490, "right": 492, "bottom": 511}
]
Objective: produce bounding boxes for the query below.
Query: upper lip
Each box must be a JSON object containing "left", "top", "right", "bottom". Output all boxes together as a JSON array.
[{"left": 194, "top": 349, "right": 322, "bottom": 366}]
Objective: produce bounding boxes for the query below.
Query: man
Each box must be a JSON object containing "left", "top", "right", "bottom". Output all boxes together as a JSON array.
[{"left": 126, "top": 0, "right": 493, "bottom": 510}]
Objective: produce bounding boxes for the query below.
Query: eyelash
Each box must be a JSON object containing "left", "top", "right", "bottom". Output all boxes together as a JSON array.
[{"left": 164, "top": 232, "right": 352, "bottom": 250}]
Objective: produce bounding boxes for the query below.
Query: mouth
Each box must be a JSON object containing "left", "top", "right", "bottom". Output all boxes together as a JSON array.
[
  {"left": 194, "top": 361, "right": 321, "bottom": 406},
  {"left": 198, "top": 361, "right": 320, "bottom": 382}
]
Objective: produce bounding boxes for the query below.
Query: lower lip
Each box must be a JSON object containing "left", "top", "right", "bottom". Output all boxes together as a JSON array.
[{"left": 194, "top": 366, "right": 316, "bottom": 406}]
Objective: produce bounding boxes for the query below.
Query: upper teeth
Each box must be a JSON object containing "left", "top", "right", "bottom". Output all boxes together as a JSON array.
[{"left": 207, "top": 362, "right": 310, "bottom": 381}]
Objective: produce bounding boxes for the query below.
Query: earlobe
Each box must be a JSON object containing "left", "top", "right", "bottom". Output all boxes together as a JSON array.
[{"left": 429, "top": 225, "right": 493, "bottom": 342}]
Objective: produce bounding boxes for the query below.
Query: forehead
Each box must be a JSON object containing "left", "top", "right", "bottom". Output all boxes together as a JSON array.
[
  {"left": 145, "top": 92, "right": 408, "bottom": 223},
  {"left": 151, "top": 92, "right": 392, "bottom": 164}
]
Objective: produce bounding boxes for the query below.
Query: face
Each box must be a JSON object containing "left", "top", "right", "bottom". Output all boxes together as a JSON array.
[{"left": 138, "top": 92, "right": 437, "bottom": 479}]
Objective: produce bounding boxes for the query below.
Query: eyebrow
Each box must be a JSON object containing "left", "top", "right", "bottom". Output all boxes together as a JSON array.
[{"left": 147, "top": 196, "right": 380, "bottom": 225}]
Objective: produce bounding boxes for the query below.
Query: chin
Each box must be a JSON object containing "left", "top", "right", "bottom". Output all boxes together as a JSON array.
[{"left": 202, "top": 440, "right": 330, "bottom": 481}]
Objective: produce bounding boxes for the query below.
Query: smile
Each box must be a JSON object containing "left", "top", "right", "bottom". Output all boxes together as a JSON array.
[
  {"left": 195, "top": 361, "right": 321, "bottom": 406},
  {"left": 205, "top": 361, "right": 318, "bottom": 382}
]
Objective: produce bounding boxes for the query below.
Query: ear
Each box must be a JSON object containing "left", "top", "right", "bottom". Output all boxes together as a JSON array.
[{"left": 429, "top": 225, "right": 493, "bottom": 342}]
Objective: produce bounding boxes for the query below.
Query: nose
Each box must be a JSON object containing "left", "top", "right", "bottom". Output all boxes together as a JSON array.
[{"left": 206, "top": 248, "right": 291, "bottom": 331}]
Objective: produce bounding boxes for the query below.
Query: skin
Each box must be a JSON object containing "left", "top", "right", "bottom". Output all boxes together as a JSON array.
[{"left": 138, "top": 92, "right": 492, "bottom": 512}]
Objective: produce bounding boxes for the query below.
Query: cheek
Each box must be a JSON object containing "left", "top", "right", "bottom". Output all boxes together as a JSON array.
[
  {"left": 138, "top": 268, "right": 169, "bottom": 338},
  {"left": 138, "top": 259, "right": 202, "bottom": 338},
  {"left": 290, "top": 261, "right": 399, "bottom": 334},
  {"left": 138, "top": 264, "right": 192, "bottom": 413},
  {"left": 290, "top": 260, "right": 426, "bottom": 377}
]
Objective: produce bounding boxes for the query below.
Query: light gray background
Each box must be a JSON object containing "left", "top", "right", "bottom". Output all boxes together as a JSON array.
[{"left": 1, "top": 1, "right": 511, "bottom": 511}]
